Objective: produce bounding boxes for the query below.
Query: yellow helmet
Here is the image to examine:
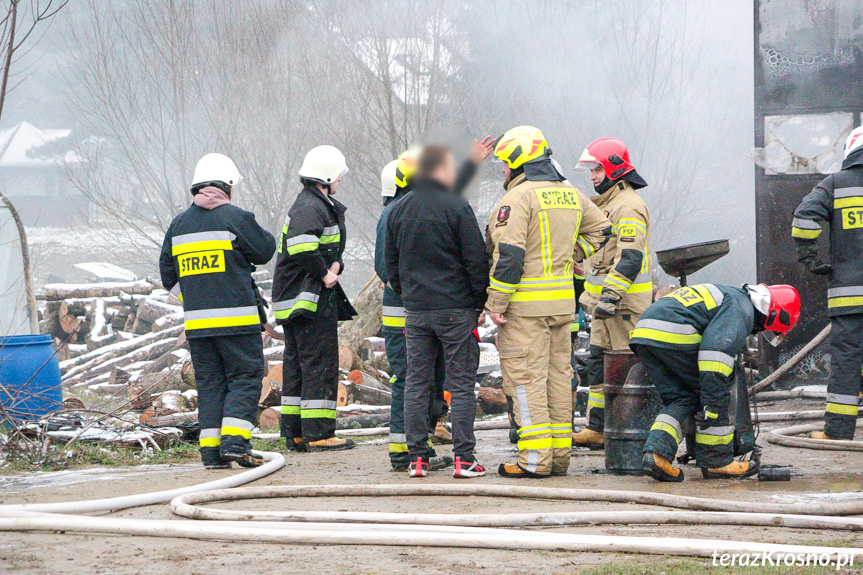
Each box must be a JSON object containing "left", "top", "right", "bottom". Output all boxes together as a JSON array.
[
  {"left": 395, "top": 146, "right": 422, "bottom": 188},
  {"left": 493, "top": 126, "right": 548, "bottom": 169}
]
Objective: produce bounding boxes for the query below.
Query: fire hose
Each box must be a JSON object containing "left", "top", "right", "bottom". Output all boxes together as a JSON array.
[{"left": 1, "top": 449, "right": 862, "bottom": 559}]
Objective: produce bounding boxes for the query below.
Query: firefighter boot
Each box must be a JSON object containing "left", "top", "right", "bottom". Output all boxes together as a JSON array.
[
  {"left": 285, "top": 437, "right": 308, "bottom": 452},
  {"left": 307, "top": 437, "right": 356, "bottom": 452},
  {"left": 572, "top": 428, "right": 604, "bottom": 450},
  {"left": 200, "top": 447, "right": 231, "bottom": 470},
  {"left": 642, "top": 452, "right": 684, "bottom": 483},
  {"left": 701, "top": 459, "right": 760, "bottom": 479},
  {"left": 810, "top": 431, "right": 844, "bottom": 440},
  {"left": 498, "top": 462, "right": 549, "bottom": 479},
  {"left": 432, "top": 417, "right": 453, "bottom": 444}
]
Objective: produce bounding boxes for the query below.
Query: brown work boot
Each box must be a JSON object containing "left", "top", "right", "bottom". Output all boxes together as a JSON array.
[
  {"left": 701, "top": 459, "right": 759, "bottom": 479},
  {"left": 307, "top": 437, "right": 356, "bottom": 452},
  {"left": 285, "top": 437, "right": 308, "bottom": 452},
  {"left": 497, "top": 462, "right": 549, "bottom": 479},
  {"left": 642, "top": 452, "right": 684, "bottom": 482},
  {"left": 572, "top": 428, "right": 604, "bottom": 450},
  {"left": 810, "top": 431, "right": 844, "bottom": 440},
  {"left": 432, "top": 418, "right": 453, "bottom": 444}
]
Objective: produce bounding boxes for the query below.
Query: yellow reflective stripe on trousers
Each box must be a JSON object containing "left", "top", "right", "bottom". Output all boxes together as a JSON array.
[
  {"left": 382, "top": 305, "right": 406, "bottom": 327},
  {"left": 826, "top": 403, "right": 859, "bottom": 415},
  {"left": 587, "top": 391, "right": 605, "bottom": 408},
  {"left": 184, "top": 306, "right": 260, "bottom": 331},
  {"left": 551, "top": 437, "right": 572, "bottom": 448},
  {"left": 651, "top": 422, "right": 680, "bottom": 444},
  {"left": 698, "top": 361, "right": 734, "bottom": 376},
  {"left": 695, "top": 425, "right": 734, "bottom": 446},
  {"left": 509, "top": 288, "right": 575, "bottom": 302},
  {"left": 221, "top": 417, "right": 254, "bottom": 440},
  {"left": 199, "top": 428, "right": 221, "bottom": 447},
  {"left": 518, "top": 437, "right": 553, "bottom": 450}
]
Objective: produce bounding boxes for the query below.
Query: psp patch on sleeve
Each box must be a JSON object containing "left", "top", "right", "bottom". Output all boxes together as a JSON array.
[{"left": 496, "top": 205, "right": 511, "bottom": 227}]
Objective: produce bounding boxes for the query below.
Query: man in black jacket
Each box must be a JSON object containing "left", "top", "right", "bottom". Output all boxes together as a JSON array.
[
  {"left": 160, "top": 153, "right": 276, "bottom": 469},
  {"left": 385, "top": 145, "right": 489, "bottom": 478},
  {"left": 272, "top": 145, "right": 357, "bottom": 452}
]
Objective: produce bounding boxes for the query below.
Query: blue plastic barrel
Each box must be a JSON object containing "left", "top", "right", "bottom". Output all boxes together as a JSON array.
[{"left": 0, "top": 334, "right": 62, "bottom": 420}]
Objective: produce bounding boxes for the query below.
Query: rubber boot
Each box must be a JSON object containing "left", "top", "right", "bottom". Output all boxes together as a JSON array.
[
  {"left": 432, "top": 418, "right": 453, "bottom": 444},
  {"left": 701, "top": 459, "right": 760, "bottom": 479},
  {"left": 307, "top": 436, "right": 356, "bottom": 452},
  {"left": 200, "top": 447, "right": 231, "bottom": 470},
  {"left": 572, "top": 428, "right": 604, "bottom": 450},
  {"left": 497, "top": 462, "right": 549, "bottom": 479},
  {"left": 642, "top": 452, "right": 684, "bottom": 482}
]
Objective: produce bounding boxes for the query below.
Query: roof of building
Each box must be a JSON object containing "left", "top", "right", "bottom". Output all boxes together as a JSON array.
[{"left": 0, "top": 121, "right": 82, "bottom": 168}]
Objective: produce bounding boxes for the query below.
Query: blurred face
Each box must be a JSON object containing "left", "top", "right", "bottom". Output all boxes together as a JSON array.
[
  {"left": 330, "top": 178, "right": 341, "bottom": 195},
  {"left": 432, "top": 151, "right": 456, "bottom": 189},
  {"left": 502, "top": 163, "right": 512, "bottom": 188},
  {"left": 589, "top": 165, "right": 606, "bottom": 186}
]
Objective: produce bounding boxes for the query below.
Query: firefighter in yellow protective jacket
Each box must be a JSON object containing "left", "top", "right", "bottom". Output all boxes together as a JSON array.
[
  {"left": 572, "top": 137, "right": 652, "bottom": 449},
  {"left": 486, "top": 126, "right": 612, "bottom": 478}
]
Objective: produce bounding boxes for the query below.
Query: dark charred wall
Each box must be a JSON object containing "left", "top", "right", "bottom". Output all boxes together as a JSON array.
[{"left": 754, "top": 0, "right": 863, "bottom": 374}]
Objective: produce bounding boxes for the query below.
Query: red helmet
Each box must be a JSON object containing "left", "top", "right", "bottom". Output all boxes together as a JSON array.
[
  {"left": 762, "top": 284, "right": 801, "bottom": 346},
  {"left": 577, "top": 137, "right": 635, "bottom": 180}
]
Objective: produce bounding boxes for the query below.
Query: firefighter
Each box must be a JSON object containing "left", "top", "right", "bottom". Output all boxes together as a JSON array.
[
  {"left": 159, "top": 153, "right": 276, "bottom": 469},
  {"left": 793, "top": 125, "right": 863, "bottom": 440},
  {"left": 572, "top": 137, "right": 652, "bottom": 449},
  {"left": 487, "top": 126, "right": 612, "bottom": 478},
  {"left": 273, "top": 145, "right": 357, "bottom": 452},
  {"left": 632, "top": 283, "right": 800, "bottom": 481}
]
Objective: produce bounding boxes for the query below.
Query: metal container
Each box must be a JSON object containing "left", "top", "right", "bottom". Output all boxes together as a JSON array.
[{"left": 603, "top": 350, "right": 663, "bottom": 476}]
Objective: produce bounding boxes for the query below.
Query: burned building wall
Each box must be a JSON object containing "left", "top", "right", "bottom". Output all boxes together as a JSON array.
[{"left": 754, "top": 0, "right": 863, "bottom": 376}]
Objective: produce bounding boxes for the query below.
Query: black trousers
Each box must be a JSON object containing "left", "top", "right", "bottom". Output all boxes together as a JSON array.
[
  {"left": 826, "top": 313, "right": 863, "bottom": 439},
  {"left": 188, "top": 333, "right": 265, "bottom": 457},
  {"left": 633, "top": 343, "right": 734, "bottom": 469},
  {"left": 281, "top": 301, "right": 339, "bottom": 442},
  {"left": 405, "top": 308, "right": 479, "bottom": 459}
]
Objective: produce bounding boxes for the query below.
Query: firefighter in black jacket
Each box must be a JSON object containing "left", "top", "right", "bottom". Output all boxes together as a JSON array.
[
  {"left": 631, "top": 283, "right": 800, "bottom": 481},
  {"left": 159, "top": 153, "right": 276, "bottom": 469},
  {"left": 793, "top": 125, "right": 863, "bottom": 440},
  {"left": 273, "top": 145, "right": 357, "bottom": 452}
]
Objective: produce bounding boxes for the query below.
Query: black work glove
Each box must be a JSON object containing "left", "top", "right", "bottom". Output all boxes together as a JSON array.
[
  {"left": 796, "top": 243, "right": 831, "bottom": 276},
  {"left": 593, "top": 291, "right": 621, "bottom": 320}
]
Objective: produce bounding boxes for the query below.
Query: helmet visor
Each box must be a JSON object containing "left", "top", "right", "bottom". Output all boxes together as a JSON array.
[
  {"left": 764, "top": 331, "right": 786, "bottom": 347},
  {"left": 576, "top": 161, "right": 601, "bottom": 172}
]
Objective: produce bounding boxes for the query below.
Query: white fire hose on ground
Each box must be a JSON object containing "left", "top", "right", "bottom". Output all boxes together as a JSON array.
[{"left": 1, "top": 447, "right": 863, "bottom": 559}]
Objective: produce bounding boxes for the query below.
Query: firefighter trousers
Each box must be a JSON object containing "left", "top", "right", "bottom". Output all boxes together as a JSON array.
[
  {"left": 385, "top": 327, "right": 448, "bottom": 466},
  {"left": 633, "top": 343, "right": 734, "bottom": 469},
  {"left": 281, "top": 300, "right": 339, "bottom": 442},
  {"left": 585, "top": 312, "right": 639, "bottom": 432},
  {"left": 188, "top": 333, "right": 265, "bottom": 460},
  {"left": 825, "top": 313, "right": 863, "bottom": 439},
  {"left": 499, "top": 314, "right": 573, "bottom": 476}
]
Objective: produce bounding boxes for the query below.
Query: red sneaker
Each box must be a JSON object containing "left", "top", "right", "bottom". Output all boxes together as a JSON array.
[{"left": 453, "top": 456, "right": 486, "bottom": 478}]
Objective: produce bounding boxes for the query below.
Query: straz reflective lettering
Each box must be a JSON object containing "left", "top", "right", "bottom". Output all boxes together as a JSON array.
[
  {"left": 842, "top": 207, "right": 863, "bottom": 229},
  {"left": 535, "top": 187, "right": 579, "bottom": 210},
  {"left": 178, "top": 250, "right": 225, "bottom": 276},
  {"left": 666, "top": 286, "right": 704, "bottom": 307}
]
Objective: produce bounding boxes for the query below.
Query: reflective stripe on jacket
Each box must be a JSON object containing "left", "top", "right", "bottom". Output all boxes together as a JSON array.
[
  {"left": 629, "top": 284, "right": 754, "bottom": 404},
  {"left": 159, "top": 203, "right": 276, "bottom": 338},
  {"left": 579, "top": 181, "right": 653, "bottom": 314},
  {"left": 485, "top": 174, "right": 611, "bottom": 317},
  {"left": 792, "top": 166, "right": 863, "bottom": 316},
  {"left": 272, "top": 186, "right": 354, "bottom": 324}
]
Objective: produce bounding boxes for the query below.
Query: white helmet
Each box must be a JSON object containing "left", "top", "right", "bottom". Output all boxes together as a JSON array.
[
  {"left": 844, "top": 126, "right": 863, "bottom": 159},
  {"left": 381, "top": 159, "right": 399, "bottom": 198},
  {"left": 299, "top": 145, "right": 349, "bottom": 185},
  {"left": 191, "top": 153, "right": 242, "bottom": 189}
]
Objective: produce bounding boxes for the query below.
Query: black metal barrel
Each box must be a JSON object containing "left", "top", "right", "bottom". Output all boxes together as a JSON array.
[{"left": 603, "top": 350, "right": 663, "bottom": 475}]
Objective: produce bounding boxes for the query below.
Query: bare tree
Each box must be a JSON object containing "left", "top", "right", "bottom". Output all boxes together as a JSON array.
[{"left": 0, "top": 0, "right": 68, "bottom": 333}]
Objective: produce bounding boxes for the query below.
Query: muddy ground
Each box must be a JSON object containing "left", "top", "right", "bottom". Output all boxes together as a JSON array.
[{"left": 0, "top": 396, "right": 862, "bottom": 575}]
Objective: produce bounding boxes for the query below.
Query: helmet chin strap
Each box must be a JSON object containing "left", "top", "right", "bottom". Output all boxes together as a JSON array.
[{"left": 593, "top": 177, "right": 616, "bottom": 194}]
